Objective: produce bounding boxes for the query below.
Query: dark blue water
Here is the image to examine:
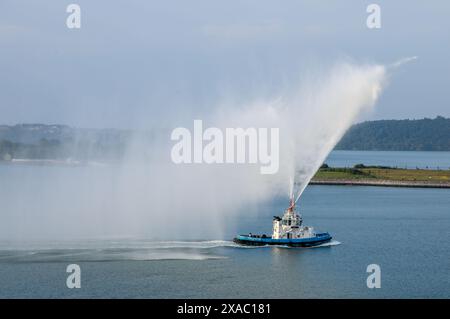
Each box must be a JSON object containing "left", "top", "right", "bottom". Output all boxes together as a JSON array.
[{"left": 0, "top": 185, "right": 449, "bottom": 298}]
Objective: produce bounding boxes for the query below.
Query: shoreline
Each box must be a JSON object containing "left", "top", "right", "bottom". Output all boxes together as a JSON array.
[{"left": 310, "top": 179, "right": 450, "bottom": 189}]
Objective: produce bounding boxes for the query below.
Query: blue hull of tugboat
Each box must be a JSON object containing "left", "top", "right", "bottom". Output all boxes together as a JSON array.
[{"left": 233, "top": 232, "right": 332, "bottom": 247}]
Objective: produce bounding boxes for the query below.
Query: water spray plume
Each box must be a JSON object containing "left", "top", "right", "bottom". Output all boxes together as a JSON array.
[
  {"left": 389, "top": 56, "right": 418, "bottom": 69},
  {"left": 289, "top": 177, "right": 294, "bottom": 200},
  {"left": 1, "top": 58, "right": 407, "bottom": 241},
  {"left": 284, "top": 62, "right": 388, "bottom": 204},
  {"left": 212, "top": 60, "right": 390, "bottom": 207},
  {"left": 290, "top": 57, "right": 416, "bottom": 204}
]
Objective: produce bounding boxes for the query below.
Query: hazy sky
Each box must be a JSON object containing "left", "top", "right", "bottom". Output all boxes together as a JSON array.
[{"left": 1, "top": 0, "right": 449, "bottom": 128}]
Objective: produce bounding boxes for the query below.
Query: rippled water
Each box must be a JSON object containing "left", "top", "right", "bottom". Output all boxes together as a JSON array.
[
  {"left": 0, "top": 185, "right": 449, "bottom": 298},
  {"left": 0, "top": 239, "right": 342, "bottom": 263},
  {"left": 0, "top": 151, "right": 449, "bottom": 298}
]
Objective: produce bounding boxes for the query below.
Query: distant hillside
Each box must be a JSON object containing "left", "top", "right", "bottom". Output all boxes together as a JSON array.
[
  {"left": 1, "top": 117, "right": 449, "bottom": 161},
  {"left": 0, "top": 124, "right": 133, "bottom": 161},
  {"left": 335, "top": 116, "right": 450, "bottom": 151}
]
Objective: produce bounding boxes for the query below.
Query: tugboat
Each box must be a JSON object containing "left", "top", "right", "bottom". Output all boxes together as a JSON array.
[{"left": 233, "top": 197, "right": 332, "bottom": 247}]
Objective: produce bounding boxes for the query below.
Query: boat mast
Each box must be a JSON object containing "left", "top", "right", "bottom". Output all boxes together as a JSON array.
[{"left": 287, "top": 195, "right": 295, "bottom": 213}]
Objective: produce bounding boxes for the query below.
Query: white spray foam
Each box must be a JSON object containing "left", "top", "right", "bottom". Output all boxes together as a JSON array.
[
  {"left": 215, "top": 61, "right": 388, "bottom": 203},
  {"left": 389, "top": 56, "right": 418, "bottom": 69},
  {"left": 1, "top": 58, "right": 415, "bottom": 241}
]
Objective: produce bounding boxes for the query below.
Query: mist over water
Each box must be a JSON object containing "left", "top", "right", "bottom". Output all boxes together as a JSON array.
[{"left": 0, "top": 60, "right": 389, "bottom": 243}]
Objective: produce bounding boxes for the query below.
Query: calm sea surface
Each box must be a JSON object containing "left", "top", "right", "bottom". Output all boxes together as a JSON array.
[{"left": 0, "top": 151, "right": 449, "bottom": 298}]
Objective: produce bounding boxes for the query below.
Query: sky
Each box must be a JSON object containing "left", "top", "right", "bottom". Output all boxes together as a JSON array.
[{"left": 0, "top": 0, "right": 449, "bottom": 128}]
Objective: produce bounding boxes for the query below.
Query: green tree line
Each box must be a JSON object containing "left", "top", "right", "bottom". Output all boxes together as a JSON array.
[{"left": 335, "top": 116, "right": 450, "bottom": 151}]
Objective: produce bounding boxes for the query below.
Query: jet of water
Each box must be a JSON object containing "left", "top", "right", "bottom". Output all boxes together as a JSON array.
[
  {"left": 389, "top": 56, "right": 418, "bottom": 69},
  {"left": 289, "top": 57, "right": 416, "bottom": 204},
  {"left": 1, "top": 58, "right": 413, "bottom": 241}
]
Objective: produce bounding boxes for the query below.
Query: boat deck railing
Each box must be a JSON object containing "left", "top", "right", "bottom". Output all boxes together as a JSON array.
[
  {"left": 240, "top": 234, "right": 272, "bottom": 239},
  {"left": 240, "top": 232, "right": 330, "bottom": 239}
]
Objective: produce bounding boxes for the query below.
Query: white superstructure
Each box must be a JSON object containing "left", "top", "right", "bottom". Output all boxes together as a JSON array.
[{"left": 272, "top": 199, "right": 315, "bottom": 239}]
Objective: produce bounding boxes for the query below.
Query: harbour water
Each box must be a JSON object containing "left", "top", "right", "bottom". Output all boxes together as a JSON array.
[{"left": 0, "top": 151, "right": 449, "bottom": 298}]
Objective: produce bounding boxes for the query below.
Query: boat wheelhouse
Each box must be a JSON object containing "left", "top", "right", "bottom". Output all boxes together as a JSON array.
[{"left": 233, "top": 198, "right": 332, "bottom": 247}]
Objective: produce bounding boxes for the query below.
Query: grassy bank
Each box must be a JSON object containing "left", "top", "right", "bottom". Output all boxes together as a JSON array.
[{"left": 311, "top": 164, "right": 450, "bottom": 187}]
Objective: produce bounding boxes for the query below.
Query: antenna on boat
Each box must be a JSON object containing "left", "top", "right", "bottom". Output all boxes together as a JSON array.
[
  {"left": 288, "top": 177, "right": 297, "bottom": 212},
  {"left": 289, "top": 177, "right": 294, "bottom": 200},
  {"left": 288, "top": 196, "right": 295, "bottom": 212},
  {"left": 289, "top": 176, "right": 302, "bottom": 207}
]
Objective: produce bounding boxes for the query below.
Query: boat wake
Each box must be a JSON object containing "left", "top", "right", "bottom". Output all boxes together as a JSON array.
[
  {"left": 0, "top": 239, "right": 340, "bottom": 262},
  {"left": 0, "top": 240, "right": 236, "bottom": 262},
  {"left": 309, "top": 240, "right": 341, "bottom": 248},
  {"left": 0, "top": 249, "right": 226, "bottom": 262},
  {"left": 0, "top": 240, "right": 237, "bottom": 251}
]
